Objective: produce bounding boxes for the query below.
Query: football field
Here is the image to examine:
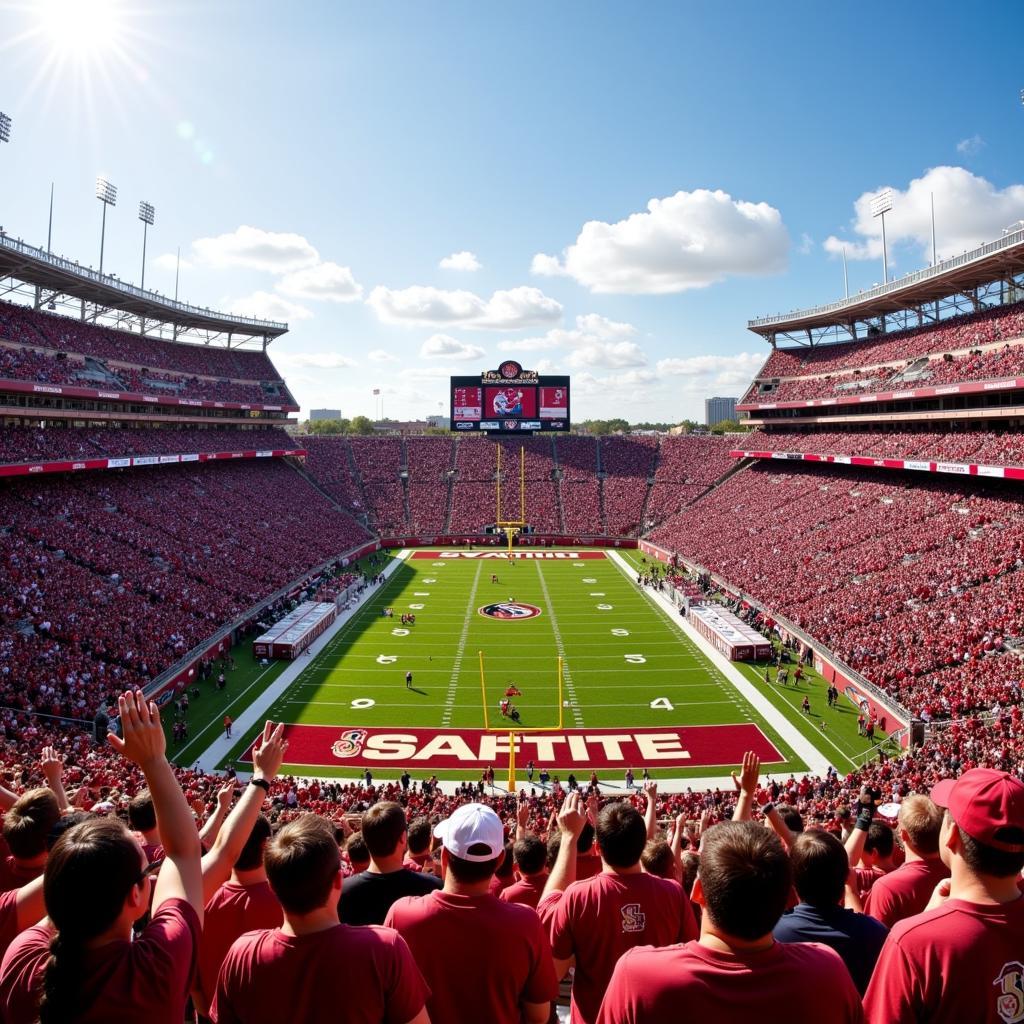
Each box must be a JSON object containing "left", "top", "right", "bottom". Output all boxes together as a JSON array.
[{"left": 177, "top": 548, "right": 886, "bottom": 785}]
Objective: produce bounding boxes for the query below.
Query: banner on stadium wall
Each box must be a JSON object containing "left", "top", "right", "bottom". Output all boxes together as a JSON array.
[
  {"left": 242, "top": 723, "right": 783, "bottom": 771},
  {"left": 0, "top": 449, "right": 308, "bottom": 479}
]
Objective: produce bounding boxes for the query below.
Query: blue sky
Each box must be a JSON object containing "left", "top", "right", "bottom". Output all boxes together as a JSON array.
[{"left": 1, "top": 0, "right": 1023, "bottom": 422}]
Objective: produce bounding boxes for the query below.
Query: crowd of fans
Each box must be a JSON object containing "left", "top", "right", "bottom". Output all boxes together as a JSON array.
[
  {"left": 651, "top": 461, "right": 1024, "bottom": 721},
  {"left": 0, "top": 426, "right": 296, "bottom": 466},
  {"left": 751, "top": 298, "right": 1024, "bottom": 384},
  {"left": 0, "top": 460, "right": 370, "bottom": 721},
  {"left": 742, "top": 428, "right": 1024, "bottom": 467}
]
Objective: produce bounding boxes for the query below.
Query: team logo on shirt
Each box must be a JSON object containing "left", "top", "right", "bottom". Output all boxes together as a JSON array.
[
  {"left": 620, "top": 903, "right": 646, "bottom": 933},
  {"left": 995, "top": 962, "right": 1024, "bottom": 1024},
  {"left": 331, "top": 729, "right": 368, "bottom": 759},
  {"left": 478, "top": 602, "right": 542, "bottom": 620}
]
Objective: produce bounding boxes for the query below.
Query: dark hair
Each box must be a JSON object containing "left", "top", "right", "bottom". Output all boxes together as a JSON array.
[
  {"left": 865, "top": 821, "right": 895, "bottom": 858},
  {"left": 699, "top": 821, "right": 791, "bottom": 941},
  {"left": 513, "top": 835, "right": 546, "bottom": 876},
  {"left": 641, "top": 839, "right": 676, "bottom": 879},
  {"left": 576, "top": 821, "right": 595, "bottom": 854},
  {"left": 407, "top": 817, "right": 432, "bottom": 855},
  {"left": 494, "top": 842, "right": 515, "bottom": 881},
  {"left": 235, "top": 816, "right": 272, "bottom": 872},
  {"left": 39, "top": 818, "right": 145, "bottom": 1024},
  {"left": 955, "top": 818, "right": 1024, "bottom": 879},
  {"left": 345, "top": 832, "right": 369, "bottom": 869},
  {"left": 265, "top": 816, "right": 341, "bottom": 915},
  {"left": 127, "top": 790, "right": 157, "bottom": 833},
  {"left": 790, "top": 830, "right": 848, "bottom": 908},
  {"left": 361, "top": 802, "right": 406, "bottom": 860},
  {"left": 545, "top": 831, "right": 561, "bottom": 869},
  {"left": 46, "top": 811, "right": 92, "bottom": 852},
  {"left": 445, "top": 845, "right": 502, "bottom": 884},
  {"left": 778, "top": 806, "right": 804, "bottom": 835},
  {"left": 596, "top": 802, "right": 646, "bottom": 869},
  {"left": 5, "top": 788, "right": 61, "bottom": 859},
  {"left": 680, "top": 850, "right": 700, "bottom": 896}
]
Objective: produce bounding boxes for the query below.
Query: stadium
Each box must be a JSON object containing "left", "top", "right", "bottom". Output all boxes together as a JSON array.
[{"left": 0, "top": 4, "right": 1022, "bottom": 1022}]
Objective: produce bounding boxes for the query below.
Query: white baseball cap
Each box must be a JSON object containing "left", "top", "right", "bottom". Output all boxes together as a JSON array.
[{"left": 433, "top": 803, "right": 505, "bottom": 861}]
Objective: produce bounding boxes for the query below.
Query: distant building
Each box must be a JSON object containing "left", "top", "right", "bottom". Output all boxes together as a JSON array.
[
  {"left": 704, "top": 396, "right": 737, "bottom": 426},
  {"left": 310, "top": 408, "right": 341, "bottom": 422},
  {"left": 426, "top": 414, "right": 450, "bottom": 430}
]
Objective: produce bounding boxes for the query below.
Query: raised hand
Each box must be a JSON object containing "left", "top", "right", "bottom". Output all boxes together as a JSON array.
[
  {"left": 107, "top": 690, "right": 166, "bottom": 767},
  {"left": 557, "top": 790, "right": 586, "bottom": 839},
  {"left": 731, "top": 751, "right": 760, "bottom": 797},
  {"left": 40, "top": 745, "right": 63, "bottom": 788},
  {"left": 251, "top": 722, "right": 288, "bottom": 783}
]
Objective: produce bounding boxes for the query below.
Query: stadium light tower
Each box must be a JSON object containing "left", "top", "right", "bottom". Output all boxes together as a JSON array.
[
  {"left": 0, "top": 112, "right": 11, "bottom": 144},
  {"left": 95, "top": 177, "right": 118, "bottom": 275},
  {"left": 138, "top": 201, "right": 155, "bottom": 289},
  {"left": 870, "top": 189, "right": 894, "bottom": 284}
]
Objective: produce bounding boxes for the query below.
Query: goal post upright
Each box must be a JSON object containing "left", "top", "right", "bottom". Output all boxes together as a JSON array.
[{"left": 495, "top": 443, "right": 527, "bottom": 557}]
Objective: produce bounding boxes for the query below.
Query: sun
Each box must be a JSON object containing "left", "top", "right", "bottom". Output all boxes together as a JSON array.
[{"left": 36, "top": 0, "right": 124, "bottom": 58}]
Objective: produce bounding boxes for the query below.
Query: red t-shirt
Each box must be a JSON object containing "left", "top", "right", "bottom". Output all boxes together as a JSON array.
[
  {"left": 595, "top": 940, "right": 863, "bottom": 1024},
  {"left": 0, "top": 890, "right": 20, "bottom": 961},
  {"left": 549, "top": 871, "right": 699, "bottom": 1024},
  {"left": 501, "top": 873, "right": 548, "bottom": 910},
  {"left": 196, "top": 880, "right": 282, "bottom": 1012},
  {"left": 863, "top": 896, "right": 1024, "bottom": 1023},
  {"left": 0, "top": 898, "right": 200, "bottom": 1024},
  {"left": 211, "top": 923, "right": 427, "bottom": 1024},
  {"left": 489, "top": 873, "right": 514, "bottom": 897},
  {"left": 385, "top": 889, "right": 558, "bottom": 1024},
  {"left": 0, "top": 858, "right": 42, "bottom": 896},
  {"left": 863, "top": 858, "right": 949, "bottom": 928}
]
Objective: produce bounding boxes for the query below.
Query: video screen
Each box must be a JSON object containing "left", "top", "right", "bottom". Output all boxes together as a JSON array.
[{"left": 450, "top": 372, "right": 570, "bottom": 433}]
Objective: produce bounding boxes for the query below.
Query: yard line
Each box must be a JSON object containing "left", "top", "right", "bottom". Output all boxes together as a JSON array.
[
  {"left": 535, "top": 560, "right": 583, "bottom": 727},
  {"left": 441, "top": 560, "right": 484, "bottom": 727}
]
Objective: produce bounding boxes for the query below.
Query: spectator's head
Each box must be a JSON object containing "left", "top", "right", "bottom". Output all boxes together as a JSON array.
[
  {"left": 790, "top": 829, "right": 848, "bottom": 908},
  {"left": 127, "top": 790, "right": 157, "bottom": 835},
  {"left": 495, "top": 842, "right": 516, "bottom": 882},
  {"left": 512, "top": 835, "right": 546, "bottom": 877},
  {"left": 407, "top": 817, "right": 432, "bottom": 856},
  {"left": 680, "top": 850, "right": 700, "bottom": 897},
  {"left": 360, "top": 801, "right": 407, "bottom": 861},
  {"left": 5, "top": 788, "right": 61, "bottom": 860},
  {"left": 778, "top": 806, "right": 804, "bottom": 835},
  {"left": 641, "top": 839, "right": 676, "bottom": 879},
  {"left": 265, "top": 815, "right": 342, "bottom": 916},
  {"left": 931, "top": 770, "right": 1024, "bottom": 880},
  {"left": 235, "top": 815, "right": 272, "bottom": 872},
  {"left": 545, "top": 831, "right": 562, "bottom": 870},
  {"left": 576, "top": 820, "right": 595, "bottom": 854},
  {"left": 864, "top": 821, "right": 895, "bottom": 866},
  {"left": 39, "top": 817, "right": 151, "bottom": 1024},
  {"left": 897, "top": 795, "right": 944, "bottom": 857},
  {"left": 697, "top": 821, "right": 791, "bottom": 942},
  {"left": 344, "top": 832, "right": 370, "bottom": 873},
  {"left": 596, "top": 802, "right": 647, "bottom": 869},
  {"left": 434, "top": 803, "right": 504, "bottom": 885}
]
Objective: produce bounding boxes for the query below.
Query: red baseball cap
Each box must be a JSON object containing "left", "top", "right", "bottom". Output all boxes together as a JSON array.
[{"left": 930, "top": 769, "right": 1024, "bottom": 853}]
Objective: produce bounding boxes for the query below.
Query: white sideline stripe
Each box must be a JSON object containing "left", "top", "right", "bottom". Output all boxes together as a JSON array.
[
  {"left": 441, "top": 560, "right": 483, "bottom": 727},
  {"left": 605, "top": 550, "right": 833, "bottom": 778},
  {"left": 189, "top": 551, "right": 412, "bottom": 772}
]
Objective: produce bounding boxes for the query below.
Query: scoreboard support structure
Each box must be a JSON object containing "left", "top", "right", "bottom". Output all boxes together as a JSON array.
[{"left": 478, "top": 650, "right": 565, "bottom": 793}]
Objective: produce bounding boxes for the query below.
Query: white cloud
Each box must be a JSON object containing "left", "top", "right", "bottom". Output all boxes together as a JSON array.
[
  {"left": 367, "top": 285, "right": 562, "bottom": 329},
  {"left": 498, "top": 313, "right": 646, "bottom": 369},
  {"left": 192, "top": 225, "right": 319, "bottom": 272},
  {"left": 439, "top": 250, "right": 482, "bottom": 271},
  {"left": 532, "top": 188, "right": 789, "bottom": 294},
  {"left": 657, "top": 352, "right": 766, "bottom": 388},
  {"left": 276, "top": 262, "right": 362, "bottom": 302},
  {"left": 274, "top": 351, "right": 357, "bottom": 370},
  {"left": 420, "top": 334, "right": 486, "bottom": 360},
  {"left": 367, "top": 349, "right": 399, "bottom": 363},
  {"left": 823, "top": 166, "right": 1024, "bottom": 263},
  {"left": 153, "top": 253, "right": 193, "bottom": 272},
  {"left": 225, "top": 291, "right": 312, "bottom": 322},
  {"left": 956, "top": 135, "right": 984, "bottom": 157}
]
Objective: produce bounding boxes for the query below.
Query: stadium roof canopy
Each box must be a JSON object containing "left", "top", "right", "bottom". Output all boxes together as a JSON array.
[
  {"left": 748, "top": 224, "right": 1024, "bottom": 348},
  {"left": 0, "top": 232, "right": 288, "bottom": 348}
]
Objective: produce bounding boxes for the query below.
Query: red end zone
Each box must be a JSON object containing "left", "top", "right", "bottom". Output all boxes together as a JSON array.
[
  {"left": 243, "top": 723, "right": 782, "bottom": 772},
  {"left": 411, "top": 550, "right": 606, "bottom": 559}
]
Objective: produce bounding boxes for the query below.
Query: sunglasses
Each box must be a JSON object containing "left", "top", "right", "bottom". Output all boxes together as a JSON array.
[{"left": 135, "top": 858, "right": 164, "bottom": 886}]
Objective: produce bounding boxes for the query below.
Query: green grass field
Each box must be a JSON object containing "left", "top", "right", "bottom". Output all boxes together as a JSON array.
[{"left": 166, "top": 548, "right": 891, "bottom": 785}]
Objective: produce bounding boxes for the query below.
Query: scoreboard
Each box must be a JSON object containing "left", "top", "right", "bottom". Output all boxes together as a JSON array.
[{"left": 451, "top": 361, "right": 570, "bottom": 433}]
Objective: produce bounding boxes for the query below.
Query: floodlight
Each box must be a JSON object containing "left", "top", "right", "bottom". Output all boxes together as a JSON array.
[
  {"left": 0, "top": 112, "right": 11, "bottom": 144},
  {"left": 871, "top": 189, "right": 894, "bottom": 283},
  {"left": 96, "top": 177, "right": 117, "bottom": 205},
  {"left": 138, "top": 201, "right": 155, "bottom": 226}
]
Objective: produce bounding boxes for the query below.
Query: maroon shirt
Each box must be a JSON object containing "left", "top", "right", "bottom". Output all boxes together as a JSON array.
[
  {"left": 500, "top": 873, "right": 548, "bottom": 910},
  {"left": 549, "top": 872, "right": 699, "bottom": 1024},
  {"left": 212, "top": 923, "right": 427, "bottom": 1024},
  {"left": 386, "top": 889, "right": 558, "bottom": 1024},
  {"left": 596, "top": 940, "right": 863, "bottom": 1024},
  {"left": 0, "top": 898, "right": 200, "bottom": 1024},
  {"left": 864, "top": 896, "right": 1024, "bottom": 1023},
  {"left": 863, "top": 858, "right": 949, "bottom": 928}
]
